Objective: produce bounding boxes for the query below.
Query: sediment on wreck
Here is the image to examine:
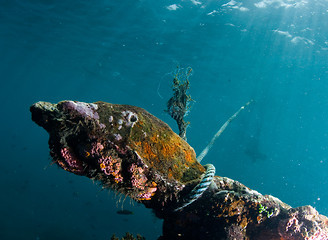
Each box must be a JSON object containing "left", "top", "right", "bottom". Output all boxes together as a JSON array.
[{"left": 31, "top": 100, "right": 328, "bottom": 240}]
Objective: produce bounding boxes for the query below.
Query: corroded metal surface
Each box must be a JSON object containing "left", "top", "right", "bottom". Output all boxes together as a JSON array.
[
  {"left": 31, "top": 100, "right": 203, "bottom": 205},
  {"left": 31, "top": 100, "right": 328, "bottom": 240},
  {"left": 162, "top": 176, "right": 328, "bottom": 239}
]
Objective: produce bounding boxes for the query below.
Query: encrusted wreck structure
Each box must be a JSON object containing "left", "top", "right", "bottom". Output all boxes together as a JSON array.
[{"left": 30, "top": 99, "right": 328, "bottom": 239}]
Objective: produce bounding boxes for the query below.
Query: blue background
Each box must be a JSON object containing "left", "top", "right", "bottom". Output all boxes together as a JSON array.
[{"left": 1, "top": 0, "right": 328, "bottom": 239}]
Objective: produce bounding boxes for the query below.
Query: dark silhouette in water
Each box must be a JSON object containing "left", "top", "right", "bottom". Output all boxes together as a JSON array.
[
  {"left": 244, "top": 128, "right": 267, "bottom": 162},
  {"left": 116, "top": 210, "right": 134, "bottom": 215}
]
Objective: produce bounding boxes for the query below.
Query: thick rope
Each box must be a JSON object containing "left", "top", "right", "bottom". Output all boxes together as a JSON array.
[
  {"left": 174, "top": 101, "right": 252, "bottom": 211},
  {"left": 174, "top": 164, "right": 216, "bottom": 211},
  {"left": 197, "top": 101, "right": 252, "bottom": 163}
]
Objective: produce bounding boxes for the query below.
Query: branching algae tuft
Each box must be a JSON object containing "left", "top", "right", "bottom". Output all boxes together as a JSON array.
[{"left": 166, "top": 66, "right": 194, "bottom": 141}]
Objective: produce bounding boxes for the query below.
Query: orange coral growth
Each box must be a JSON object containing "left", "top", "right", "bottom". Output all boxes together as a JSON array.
[
  {"left": 182, "top": 148, "right": 194, "bottom": 164},
  {"left": 57, "top": 160, "right": 69, "bottom": 171},
  {"left": 141, "top": 141, "right": 157, "bottom": 160},
  {"left": 161, "top": 141, "right": 179, "bottom": 159},
  {"left": 150, "top": 134, "right": 160, "bottom": 144},
  {"left": 239, "top": 216, "right": 249, "bottom": 230},
  {"left": 216, "top": 199, "right": 246, "bottom": 219},
  {"left": 100, "top": 163, "right": 106, "bottom": 169},
  {"left": 227, "top": 199, "right": 245, "bottom": 217},
  {"left": 127, "top": 109, "right": 203, "bottom": 183},
  {"left": 136, "top": 120, "right": 144, "bottom": 127},
  {"left": 167, "top": 168, "right": 173, "bottom": 179},
  {"left": 135, "top": 181, "right": 158, "bottom": 201},
  {"left": 130, "top": 129, "right": 201, "bottom": 183},
  {"left": 148, "top": 131, "right": 181, "bottom": 161}
]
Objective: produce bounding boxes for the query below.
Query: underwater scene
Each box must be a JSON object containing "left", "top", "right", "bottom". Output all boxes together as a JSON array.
[{"left": 2, "top": 0, "right": 328, "bottom": 239}]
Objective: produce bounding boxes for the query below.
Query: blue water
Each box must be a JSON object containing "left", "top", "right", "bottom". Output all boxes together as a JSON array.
[{"left": 1, "top": 0, "right": 328, "bottom": 239}]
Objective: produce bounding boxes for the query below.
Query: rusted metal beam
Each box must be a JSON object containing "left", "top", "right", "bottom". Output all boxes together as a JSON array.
[{"left": 30, "top": 100, "right": 328, "bottom": 240}]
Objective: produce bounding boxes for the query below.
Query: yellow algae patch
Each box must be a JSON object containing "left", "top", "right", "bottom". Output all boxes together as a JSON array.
[
  {"left": 128, "top": 108, "right": 204, "bottom": 183},
  {"left": 142, "top": 141, "right": 157, "bottom": 160},
  {"left": 183, "top": 148, "right": 194, "bottom": 164}
]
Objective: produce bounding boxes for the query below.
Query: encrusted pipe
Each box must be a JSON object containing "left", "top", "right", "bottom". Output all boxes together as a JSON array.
[{"left": 31, "top": 100, "right": 328, "bottom": 240}]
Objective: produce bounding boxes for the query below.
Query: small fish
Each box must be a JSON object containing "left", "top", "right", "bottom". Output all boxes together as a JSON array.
[{"left": 116, "top": 209, "right": 134, "bottom": 215}]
